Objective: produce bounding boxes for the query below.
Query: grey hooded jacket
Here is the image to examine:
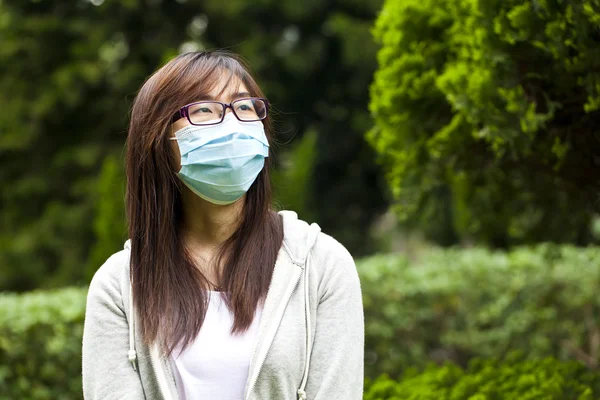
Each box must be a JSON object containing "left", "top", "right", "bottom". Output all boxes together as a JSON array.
[{"left": 82, "top": 211, "right": 364, "bottom": 400}]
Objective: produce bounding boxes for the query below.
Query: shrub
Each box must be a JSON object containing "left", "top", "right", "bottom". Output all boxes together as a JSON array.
[
  {"left": 2, "top": 244, "right": 600, "bottom": 397},
  {"left": 358, "top": 244, "right": 600, "bottom": 379},
  {"left": 364, "top": 356, "right": 600, "bottom": 400},
  {"left": 0, "top": 287, "right": 87, "bottom": 400}
]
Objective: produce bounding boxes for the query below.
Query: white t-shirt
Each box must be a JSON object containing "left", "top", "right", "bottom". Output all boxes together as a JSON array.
[{"left": 170, "top": 291, "right": 263, "bottom": 400}]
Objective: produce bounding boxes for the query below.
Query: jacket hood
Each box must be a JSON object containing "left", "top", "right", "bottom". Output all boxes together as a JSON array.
[{"left": 278, "top": 210, "right": 321, "bottom": 267}]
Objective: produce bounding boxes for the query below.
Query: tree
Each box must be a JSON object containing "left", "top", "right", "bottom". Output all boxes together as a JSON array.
[
  {"left": 369, "top": 0, "right": 600, "bottom": 247},
  {"left": 0, "top": 0, "right": 386, "bottom": 290}
]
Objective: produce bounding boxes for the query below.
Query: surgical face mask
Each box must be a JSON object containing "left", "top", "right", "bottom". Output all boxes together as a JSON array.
[{"left": 169, "top": 113, "right": 269, "bottom": 205}]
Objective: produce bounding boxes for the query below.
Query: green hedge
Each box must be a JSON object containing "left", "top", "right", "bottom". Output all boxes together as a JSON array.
[
  {"left": 364, "top": 356, "right": 600, "bottom": 399},
  {"left": 0, "top": 287, "right": 86, "bottom": 400},
  {"left": 359, "top": 244, "right": 600, "bottom": 379},
  {"left": 1, "top": 245, "right": 600, "bottom": 397}
]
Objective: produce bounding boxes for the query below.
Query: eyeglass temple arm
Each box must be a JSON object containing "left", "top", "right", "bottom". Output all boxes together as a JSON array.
[{"left": 171, "top": 108, "right": 186, "bottom": 123}]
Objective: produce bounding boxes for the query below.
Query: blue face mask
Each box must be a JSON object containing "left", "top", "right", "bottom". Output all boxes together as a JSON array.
[{"left": 170, "top": 113, "right": 269, "bottom": 205}]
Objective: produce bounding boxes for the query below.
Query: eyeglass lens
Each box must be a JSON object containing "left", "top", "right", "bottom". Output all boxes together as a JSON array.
[{"left": 187, "top": 98, "right": 267, "bottom": 125}]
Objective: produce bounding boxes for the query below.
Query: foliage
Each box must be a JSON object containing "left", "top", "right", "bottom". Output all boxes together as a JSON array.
[
  {"left": 0, "top": 0, "right": 387, "bottom": 291},
  {"left": 368, "top": 0, "right": 600, "bottom": 247},
  {"left": 0, "top": 287, "right": 86, "bottom": 400},
  {"left": 358, "top": 244, "right": 600, "bottom": 379},
  {"left": 272, "top": 130, "right": 318, "bottom": 222},
  {"left": 364, "top": 355, "right": 600, "bottom": 400},
  {"left": 86, "top": 154, "right": 127, "bottom": 283}
]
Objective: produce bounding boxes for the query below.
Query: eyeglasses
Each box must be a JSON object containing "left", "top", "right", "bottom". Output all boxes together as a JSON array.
[{"left": 171, "top": 97, "right": 269, "bottom": 126}]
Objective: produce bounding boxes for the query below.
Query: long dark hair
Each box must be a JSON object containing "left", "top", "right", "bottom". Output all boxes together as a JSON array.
[{"left": 125, "top": 51, "right": 284, "bottom": 355}]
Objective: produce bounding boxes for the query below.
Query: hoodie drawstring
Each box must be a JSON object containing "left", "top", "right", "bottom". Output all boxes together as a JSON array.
[
  {"left": 297, "top": 254, "right": 312, "bottom": 400},
  {"left": 297, "top": 223, "right": 319, "bottom": 400},
  {"left": 128, "top": 279, "right": 138, "bottom": 371}
]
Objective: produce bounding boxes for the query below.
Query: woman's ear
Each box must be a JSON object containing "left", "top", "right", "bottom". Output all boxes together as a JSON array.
[{"left": 169, "top": 126, "right": 182, "bottom": 172}]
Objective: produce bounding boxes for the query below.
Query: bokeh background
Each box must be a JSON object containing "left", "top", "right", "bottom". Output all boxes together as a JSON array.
[{"left": 2, "top": 0, "right": 600, "bottom": 398}]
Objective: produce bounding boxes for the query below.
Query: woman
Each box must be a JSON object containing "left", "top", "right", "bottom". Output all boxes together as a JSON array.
[{"left": 82, "top": 51, "right": 364, "bottom": 400}]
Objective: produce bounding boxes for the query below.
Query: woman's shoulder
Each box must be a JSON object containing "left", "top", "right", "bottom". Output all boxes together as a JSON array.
[
  {"left": 311, "top": 231, "right": 356, "bottom": 278},
  {"left": 309, "top": 231, "right": 361, "bottom": 303},
  {"left": 87, "top": 242, "right": 131, "bottom": 303}
]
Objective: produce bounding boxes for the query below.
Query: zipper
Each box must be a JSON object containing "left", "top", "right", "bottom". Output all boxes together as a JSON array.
[
  {"left": 244, "top": 268, "right": 302, "bottom": 400},
  {"left": 150, "top": 342, "right": 174, "bottom": 400}
]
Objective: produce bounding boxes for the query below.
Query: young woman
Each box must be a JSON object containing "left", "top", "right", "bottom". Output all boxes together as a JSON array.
[{"left": 82, "top": 51, "right": 364, "bottom": 400}]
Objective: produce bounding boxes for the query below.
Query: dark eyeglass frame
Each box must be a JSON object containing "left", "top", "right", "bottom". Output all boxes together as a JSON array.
[{"left": 171, "top": 97, "right": 269, "bottom": 126}]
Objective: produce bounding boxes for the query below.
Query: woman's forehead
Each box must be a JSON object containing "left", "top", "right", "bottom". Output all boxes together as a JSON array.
[{"left": 206, "top": 72, "right": 249, "bottom": 102}]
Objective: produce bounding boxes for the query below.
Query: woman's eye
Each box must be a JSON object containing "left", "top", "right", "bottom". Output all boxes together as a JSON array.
[
  {"left": 237, "top": 104, "right": 253, "bottom": 111},
  {"left": 189, "top": 106, "right": 215, "bottom": 115}
]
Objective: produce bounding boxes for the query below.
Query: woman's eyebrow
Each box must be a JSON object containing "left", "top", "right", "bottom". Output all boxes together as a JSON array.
[
  {"left": 195, "top": 92, "right": 253, "bottom": 102},
  {"left": 231, "top": 91, "right": 252, "bottom": 100}
]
